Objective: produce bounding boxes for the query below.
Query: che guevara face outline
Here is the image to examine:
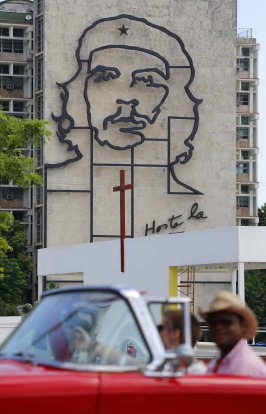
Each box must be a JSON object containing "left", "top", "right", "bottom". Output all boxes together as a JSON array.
[
  {"left": 51, "top": 15, "right": 203, "bottom": 196},
  {"left": 84, "top": 46, "right": 170, "bottom": 150}
]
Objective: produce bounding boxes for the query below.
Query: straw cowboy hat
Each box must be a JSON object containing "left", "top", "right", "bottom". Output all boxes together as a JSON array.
[{"left": 199, "top": 291, "right": 257, "bottom": 340}]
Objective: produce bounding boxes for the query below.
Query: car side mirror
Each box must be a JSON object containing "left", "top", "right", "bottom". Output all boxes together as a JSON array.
[{"left": 176, "top": 343, "right": 194, "bottom": 368}]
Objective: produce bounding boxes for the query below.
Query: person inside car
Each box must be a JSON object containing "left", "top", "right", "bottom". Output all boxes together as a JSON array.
[
  {"left": 68, "top": 320, "right": 137, "bottom": 365},
  {"left": 199, "top": 290, "right": 266, "bottom": 377},
  {"left": 159, "top": 309, "right": 207, "bottom": 374}
]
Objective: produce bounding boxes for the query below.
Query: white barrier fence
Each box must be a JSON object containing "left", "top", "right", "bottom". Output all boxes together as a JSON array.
[{"left": 0, "top": 316, "right": 22, "bottom": 344}]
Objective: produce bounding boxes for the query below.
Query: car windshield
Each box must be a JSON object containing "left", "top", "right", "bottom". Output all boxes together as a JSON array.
[{"left": 0, "top": 289, "right": 151, "bottom": 367}]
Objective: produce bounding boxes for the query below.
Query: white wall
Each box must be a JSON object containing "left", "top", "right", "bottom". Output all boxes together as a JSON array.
[
  {"left": 0, "top": 316, "right": 21, "bottom": 345},
  {"left": 38, "top": 226, "right": 266, "bottom": 308}
]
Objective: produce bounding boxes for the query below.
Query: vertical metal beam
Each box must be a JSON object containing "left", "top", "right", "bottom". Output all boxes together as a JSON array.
[{"left": 238, "top": 262, "right": 245, "bottom": 302}]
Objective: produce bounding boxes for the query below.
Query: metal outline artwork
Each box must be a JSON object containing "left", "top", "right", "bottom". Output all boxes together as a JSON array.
[
  {"left": 49, "top": 14, "right": 204, "bottom": 243},
  {"left": 84, "top": 45, "right": 170, "bottom": 151}
]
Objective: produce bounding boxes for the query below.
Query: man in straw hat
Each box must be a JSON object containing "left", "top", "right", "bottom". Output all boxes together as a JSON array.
[{"left": 199, "top": 291, "right": 266, "bottom": 377}]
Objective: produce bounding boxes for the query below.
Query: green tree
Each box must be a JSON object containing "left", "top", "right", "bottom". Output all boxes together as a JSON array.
[
  {"left": 258, "top": 203, "right": 266, "bottom": 226},
  {"left": 0, "top": 109, "right": 51, "bottom": 312},
  {"left": 0, "top": 220, "right": 33, "bottom": 315},
  {"left": 0, "top": 211, "right": 14, "bottom": 268},
  {"left": 245, "top": 270, "right": 266, "bottom": 326},
  {"left": 0, "top": 110, "right": 51, "bottom": 187},
  {"left": 244, "top": 203, "right": 266, "bottom": 341},
  {"left": 0, "top": 109, "right": 50, "bottom": 257}
]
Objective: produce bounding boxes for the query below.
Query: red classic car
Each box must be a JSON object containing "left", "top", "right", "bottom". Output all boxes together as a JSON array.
[{"left": 0, "top": 285, "right": 266, "bottom": 414}]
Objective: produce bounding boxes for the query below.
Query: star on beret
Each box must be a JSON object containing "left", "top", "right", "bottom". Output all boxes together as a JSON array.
[{"left": 118, "top": 24, "right": 129, "bottom": 36}]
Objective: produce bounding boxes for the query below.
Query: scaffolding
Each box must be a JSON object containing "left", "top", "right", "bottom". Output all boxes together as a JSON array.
[{"left": 178, "top": 266, "right": 195, "bottom": 313}]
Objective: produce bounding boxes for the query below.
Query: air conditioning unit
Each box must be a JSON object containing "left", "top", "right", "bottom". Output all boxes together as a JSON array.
[
  {"left": 236, "top": 100, "right": 241, "bottom": 106},
  {"left": 6, "top": 84, "right": 14, "bottom": 90},
  {"left": 236, "top": 204, "right": 240, "bottom": 209},
  {"left": 6, "top": 194, "right": 14, "bottom": 200}
]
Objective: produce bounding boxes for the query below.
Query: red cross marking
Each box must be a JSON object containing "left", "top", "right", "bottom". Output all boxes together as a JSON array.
[{"left": 113, "top": 170, "right": 132, "bottom": 272}]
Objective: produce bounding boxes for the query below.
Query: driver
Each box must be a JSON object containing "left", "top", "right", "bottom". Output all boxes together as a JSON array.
[
  {"left": 159, "top": 309, "right": 207, "bottom": 374},
  {"left": 67, "top": 319, "right": 136, "bottom": 365}
]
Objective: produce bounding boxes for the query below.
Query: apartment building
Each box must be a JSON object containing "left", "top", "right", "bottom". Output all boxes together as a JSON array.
[
  {"left": 236, "top": 29, "right": 259, "bottom": 226},
  {"left": 0, "top": 0, "right": 34, "bottom": 299}
]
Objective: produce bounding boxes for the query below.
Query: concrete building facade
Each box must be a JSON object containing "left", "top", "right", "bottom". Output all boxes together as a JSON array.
[
  {"left": 37, "top": 0, "right": 237, "bottom": 248},
  {"left": 0, "top": 1, "right": 261, "bottom": 303},
  {"left": 236, "top": 29, "right": 259, "bottom": 226},
  {"left": 35, "top": 0, "right": 239, "bottom": 302}
]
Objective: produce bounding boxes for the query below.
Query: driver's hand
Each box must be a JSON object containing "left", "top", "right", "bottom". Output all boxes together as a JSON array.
[{"left": 72, "top": 326, "right": 92, "bottom": 351}]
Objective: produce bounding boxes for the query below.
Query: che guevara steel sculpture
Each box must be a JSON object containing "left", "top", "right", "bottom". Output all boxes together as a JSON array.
[{"left": 50, "top": 15, "right": 203, "bottom": 241}]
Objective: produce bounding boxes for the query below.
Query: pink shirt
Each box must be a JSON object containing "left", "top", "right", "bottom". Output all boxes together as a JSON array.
[{"left": 207, "top": 339, "right": 266, "bottom": 378}]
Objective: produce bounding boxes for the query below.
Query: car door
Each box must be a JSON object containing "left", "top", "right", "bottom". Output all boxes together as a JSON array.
[
  {"left": 98, "top": 372, "right": 183, "bottom": 414},
  {"left": 98, "top": 372, "right": 266, "bottom": 414}
]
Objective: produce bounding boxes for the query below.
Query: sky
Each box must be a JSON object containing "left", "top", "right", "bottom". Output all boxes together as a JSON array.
[{"left": 238, "top": 0, "right": 266, "bottom": 207}]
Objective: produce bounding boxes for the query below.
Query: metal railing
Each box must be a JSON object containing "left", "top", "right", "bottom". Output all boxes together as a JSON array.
[{"left": 237, "top": 28, "right": 253, "bottom": 38}]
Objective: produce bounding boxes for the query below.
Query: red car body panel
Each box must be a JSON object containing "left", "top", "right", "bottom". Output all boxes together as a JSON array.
[
  {"left": 1, "top": 358, "right": 266, "bottom": 414},
  {"left": 99, "top": 372, "right": 266, "bottom": 414},
  {"left": 0, "top": 360, "right": 99, "bottom": 414}
]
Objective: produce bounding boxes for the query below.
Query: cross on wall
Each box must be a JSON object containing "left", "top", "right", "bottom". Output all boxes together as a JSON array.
[{"left": 113, "top": 170, "right": 132, "bottom": 273}]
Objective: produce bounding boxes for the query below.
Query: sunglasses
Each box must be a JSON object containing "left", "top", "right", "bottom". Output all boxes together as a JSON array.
[{"left": 207, "top": 315, "right": 242, "bottom": 327}]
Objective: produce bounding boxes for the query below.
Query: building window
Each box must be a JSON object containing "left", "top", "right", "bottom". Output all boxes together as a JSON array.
[
  {"left": 0, "top": 39, "right": 23, "bottom": 53},
  {"left": 12, "top": 77, "right": 23, "bottom": 89},
  {"left": 237, "top": 58, "right": 249, "bottom": 72},
  {"left": 36, "top": 208, "right": 43, "bottom": 244},
  {"left": 238, "top": 196, "right": 249, "bottom": 208},
  {"left": 36, "top": 57, "right": 43, "bottom": 91},
  {"left": 13, "top": 211, "right": 26, "bottom": 222},
  {"left": 13, "top": 65, "right": 25, "bottom": 75},
  {"left": 241, "top": 185, "right": 249, "bottom": 194},
  {"left": 241, "top": 151, "right": 249, "bottom": 160},
  {"left": 14, "top": 40, "right": 24, "bottom": 53},
  {"left": 1, "top": 39, "right": 12, "bottom": 52},
  {"left": 0, "top": 64, "right": 9, "bottom": 74},
  {"left": 0, "top": 187, "right": 23, "bottom": 200},
  {"left": 13, "top": 28, "right": 24, "bottom": 38},
  {"left": 242, "top": 48, "right": 250, "bottom": 57},
  {"left": 237, "top": 93, "right": 249, "bottom": 106},
  {"left": 241, "top": 219, "right": 249, "bottom": 226},
  {"left": 0, "top": 101, "right": 9, "bottom": 111},
  {"left": 37, "top": 0, "right": 44, "bottom": 15},
  {"left": 13, "top": 102, "right": 24, "bottom": 112},
  {"left": 237, "top": 127, "right": 249, "bottom": 140},
  {"left": 241, "top": 82, "right": 249, "bottom": 91},
  {"left": 36, "top": 184, "right": 43, "bottom": 205},
  {"left": 241, "top": 116, "right": 249, "bottom": 125},
  {"left": 36, "top": 17, "right": 43, "bottom": 53},
  {"left": 237, "top": 162, "right": 248, "bottom": 174},
  {"left": 37, "top": 95, "right": 43, "bottom": 119},
  {"left": 1, "top": 76, "right": 13, "bottom": 89},
  {"left": 0, "top": 28, "right": 9, "bottom": 36},
  {"left": 0, "top": 77, "right": 23, "bottom": 90}
]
